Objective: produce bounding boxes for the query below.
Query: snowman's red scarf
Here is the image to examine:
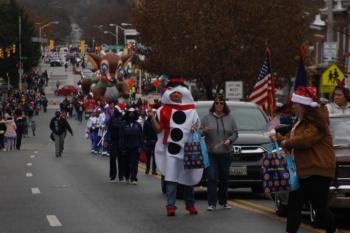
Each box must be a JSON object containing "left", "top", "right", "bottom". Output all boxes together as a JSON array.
[{"left": 159, "top": 104, "right": 195, "bottom": 144}]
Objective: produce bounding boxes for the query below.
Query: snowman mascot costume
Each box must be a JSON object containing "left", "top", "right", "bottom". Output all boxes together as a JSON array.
[{"left": 153, "top": 77, "right": 203, "bottom": 216}]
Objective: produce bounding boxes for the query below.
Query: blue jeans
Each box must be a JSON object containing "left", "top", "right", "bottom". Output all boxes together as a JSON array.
[
  {"left": 166, "top": 182, "right": 195, "bottom": 208},
  {"left": 207, "top": 153, "right": 231, "bottom": 206},
  {"left": 91, "top": 130, "right": 99, "bottom": 151}
]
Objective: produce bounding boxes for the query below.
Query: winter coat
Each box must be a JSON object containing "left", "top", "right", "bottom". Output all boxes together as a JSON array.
[
  {"left": 201, "top": 112, "right": 238, "bottom": 154},
  {"left": 108, "top": 113, "right": 124, "bottom": 142},
  {"left": 326, "top": 102, "right": 350, "bottom": 115},
  {"left": 5, "top": 119, "right": 16, "bottom": 137},
  {"left": 143, "top": 117, "right": 157, "bottom": 147},
  {"left": 49, "top": 116, "right": 73, "bottom": 135},
  {"left": 15, "top": 117, "right": 25, "bottom": 135},
  {"left": 119, "top": 121, "right": 143, "bottom": 150},
  {"left": 278, "top": 105, "right": 336, "bottom": 178},
  {"left": 0, "top": 120, "right": 6, "bottom": 135}
]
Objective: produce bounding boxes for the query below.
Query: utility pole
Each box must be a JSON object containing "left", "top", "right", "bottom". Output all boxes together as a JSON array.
[
  {"left": 327, "top": 0, "right": 334, "bottom": 42},
  {"left": 19, "top": 16, "right": 23, "bottom": 91},
  {"left": 139, "top": 69, "right": 142, "bottom": 97}
]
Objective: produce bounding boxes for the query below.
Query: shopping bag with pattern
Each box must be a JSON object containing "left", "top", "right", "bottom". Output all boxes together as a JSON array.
[
  {"left": 183, "top": 132, "right": 204, "bottom": 169},
  {"left": 262, "top": 141, "right": 291, "bottom": 193}
]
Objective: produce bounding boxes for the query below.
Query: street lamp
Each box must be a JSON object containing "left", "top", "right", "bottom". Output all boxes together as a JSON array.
[
  {"left": 310, "top": 14, "right": 326, "bottom": 30},
  {"left": 39, "top": 21, "right": 59, "bottom": 52},
  {"left": 104, "top": 30, "right": 116, "bottom": 37},
  {"left": 109, "top": 24, "right": 119, "bottom": 45},
  {"left": 93, "top": 25, "right": 104, "bottom": 32}
]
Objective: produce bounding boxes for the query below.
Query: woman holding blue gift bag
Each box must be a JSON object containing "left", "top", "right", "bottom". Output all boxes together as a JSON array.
[
  {"left": 201, "top": 94, "right": 238, "bottom": 211},
  {"left": 276, "top": 87, "right": 337, "bottom": 233}
]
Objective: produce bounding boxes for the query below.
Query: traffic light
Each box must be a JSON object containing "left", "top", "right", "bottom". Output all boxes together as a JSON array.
[
  {"left": 95, "top": 46, "right": 100, "bottom": 54},
  {"left": 12, "top": 44, "right": 16, "bottom": 54},
  {"left": 6, "top": 48, "right": 11, "bottom": 58},
  {"left": 80, "top": 40, "right": 86, "bottom": 55},
  {"left": 127, "top": 42, "right": 134, "bottom": 53},
  {"left": 0, "top": 48, "right": 4, "bottom": 59},
  {"left": 50, "top": 40, "right": 55, "bottom": 49}
]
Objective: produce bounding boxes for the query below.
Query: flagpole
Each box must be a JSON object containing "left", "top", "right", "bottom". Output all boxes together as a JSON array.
[{"left": 265, "top": 47, "right": 275, "bottom": 117}]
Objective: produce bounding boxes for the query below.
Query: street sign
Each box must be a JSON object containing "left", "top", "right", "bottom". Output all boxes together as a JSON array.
[
  {"left": 225, "top": 81, "right": 243, "bottom": 100},
  {"left": 107, "top": 45, "right": 125, "bottom": 50},
  {"left": 323, "top": 42, "right": 337, "bottom": 62},
  {"left": 124, "top": 29, "right": 139, "bottom": 36},
  {"left": 31, "top": 37, "right": 48, "bottom": 43},
  {"left": 320, "top": 64, "right": 344, "bottom": 94}
]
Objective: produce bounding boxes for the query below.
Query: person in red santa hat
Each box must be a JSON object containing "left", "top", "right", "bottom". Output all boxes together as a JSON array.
[
  {"left": 275, "top": 86, "right": 337, "bottom": 233},
  {"left": 148, "top": 76, "right": 203, "bottom": 216}
]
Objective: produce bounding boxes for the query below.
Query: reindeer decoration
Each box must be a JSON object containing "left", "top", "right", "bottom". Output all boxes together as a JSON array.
[{"left": 81, "top": 53, "right": 132, "bottom": 101}]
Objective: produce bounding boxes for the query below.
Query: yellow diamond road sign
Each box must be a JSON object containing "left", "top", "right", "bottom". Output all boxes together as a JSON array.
[{"left": 320, "top": 64, "right": 344, "bottom": 94}]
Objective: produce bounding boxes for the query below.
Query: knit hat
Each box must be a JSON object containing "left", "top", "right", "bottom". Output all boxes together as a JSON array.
[{"left": 291, "top": 87, "right": 319, "bottom": 107}]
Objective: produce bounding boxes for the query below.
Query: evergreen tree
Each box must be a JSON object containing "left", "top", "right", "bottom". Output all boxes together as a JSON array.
[{"left": 0, "top": 0, "right": 40, "bottom": 88}]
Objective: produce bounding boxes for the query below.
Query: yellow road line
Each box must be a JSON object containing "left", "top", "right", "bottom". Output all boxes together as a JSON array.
[
  {"left": 234, "top": 199, "right": 274, "bottom": 214},
  {"left": 231, "top": 199, "right": 323, "bottom": 233}
]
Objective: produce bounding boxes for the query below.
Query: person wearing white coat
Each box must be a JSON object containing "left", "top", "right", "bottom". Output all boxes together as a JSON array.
[
  {"left": 149, "top": 77, "right": 203, "bottom": 216},
  {"left": 326, "top": 86, "right": 350, "bottom": 115},
  {"left": 97, "top": 108, "right": 109, "bottom": 155},
  {"left": 86, "top": 111, "right": 99, "bottom": 153}
]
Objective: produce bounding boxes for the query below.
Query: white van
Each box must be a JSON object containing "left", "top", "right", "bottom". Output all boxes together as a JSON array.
[{"left": 59, "top": 47, "right": 69, "bottom": 55}]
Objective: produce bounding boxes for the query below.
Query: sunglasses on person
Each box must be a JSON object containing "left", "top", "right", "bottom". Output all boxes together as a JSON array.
[{"left": 215, "top": 101, "right": 225, "bottom": 105}]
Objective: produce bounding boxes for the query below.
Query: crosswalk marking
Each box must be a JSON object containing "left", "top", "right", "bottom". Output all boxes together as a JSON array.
[
  {"left": 46, "top": 215, "right": 62, "bottom": 227},
  {"left": 31, "top": 188, "right": 40, "bottom": 194},
  {"left": 26, "top": 173, "right": 33, "bottom": 177},
  {"left": 26, "top": 163, "right": 32, "bottom": 166},
  {"left": 30, "top": 155, "right": 35, "bottom": 158}
]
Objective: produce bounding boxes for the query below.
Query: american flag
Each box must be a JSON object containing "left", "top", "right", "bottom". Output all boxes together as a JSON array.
[{"left": 249, "top": 54, "right": 276, "bottom": 115}]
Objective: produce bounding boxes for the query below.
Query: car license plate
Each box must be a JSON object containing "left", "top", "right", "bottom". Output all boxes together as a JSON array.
[{"left": 230, "top": 166, "right": 247, "bottom": 176}]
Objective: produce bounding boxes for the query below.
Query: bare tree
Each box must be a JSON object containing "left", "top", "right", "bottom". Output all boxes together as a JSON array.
[{"left": 132, "top": 0, "right": 304, "bottom": 99}]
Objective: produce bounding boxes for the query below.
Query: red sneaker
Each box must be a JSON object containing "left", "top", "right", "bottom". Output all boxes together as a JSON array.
[
  {"left": 186, "top": 206, "right": 198, "bottom": 215},
  {"left": 166, "top": 207, "right": 176, "bottom": 216}
]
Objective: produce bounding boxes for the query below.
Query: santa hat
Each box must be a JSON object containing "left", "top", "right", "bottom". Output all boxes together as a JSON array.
[
  {"left": 292, "top": 87, "right": 319, "bottom": 107},
  {"left": 118, "top": 103, "right": 126, "bottom": 111}
]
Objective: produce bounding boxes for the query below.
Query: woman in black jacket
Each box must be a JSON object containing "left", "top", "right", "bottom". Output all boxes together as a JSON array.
[
  {"left": 143, "top": 109, "right": 158, "bottom": 175},
  {"left": 0, "top": 113, "right": 6, "bottom": 150},
  {"left": 14, "top": 109, "right": 25, "bottom": 150},
  {"left": 119, "top": 108, "right": 143, "bottom": 185}
]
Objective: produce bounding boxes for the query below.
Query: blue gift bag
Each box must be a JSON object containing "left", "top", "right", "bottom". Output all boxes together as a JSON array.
[
  {"left": 194, "top": 132, "right": 210, "bottom": 168},
  {"left": 284, "top": 156, "right": 300, "bottom": 191}
]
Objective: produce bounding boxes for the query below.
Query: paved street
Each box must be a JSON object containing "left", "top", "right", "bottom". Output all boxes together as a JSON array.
[{"left": 0, "top": 65, "right": 349, "bottom": 233}]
